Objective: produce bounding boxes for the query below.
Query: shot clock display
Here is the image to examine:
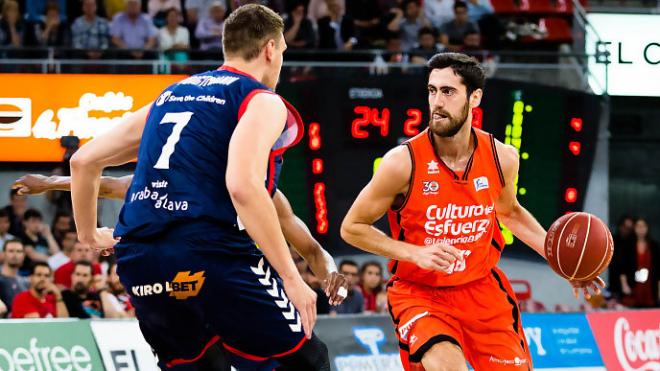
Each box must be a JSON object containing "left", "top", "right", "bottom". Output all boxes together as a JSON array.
[{"left": 276, "top": 75, "right": 602, "bottom": 256}]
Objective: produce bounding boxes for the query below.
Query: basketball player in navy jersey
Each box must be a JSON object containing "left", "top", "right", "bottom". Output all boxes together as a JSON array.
[{"left": 69, "top": 4, "right": 330, "bottom": 370}]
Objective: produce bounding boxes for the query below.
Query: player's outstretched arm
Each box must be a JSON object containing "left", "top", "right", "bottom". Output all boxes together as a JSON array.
[
  {"left": 341, "top": 146, "right": 462, "bottom": 271},
  {"left": 13, "top": 174, "right": 133, "bottom": 200},
  {"left": 493, "top": 141, "right": 546, "bottom": 257},
  {"left": 70, "top": 103, "right": 151, "bottom": 250},
  {"left": 494, "top": 140, "right": 604, "bottom": 298},
  {"left": 274, "top": 189, "right": 348, "bottom": 306},
  {"left": 227, "top": 93, "right": 316, "bottom": 339}
]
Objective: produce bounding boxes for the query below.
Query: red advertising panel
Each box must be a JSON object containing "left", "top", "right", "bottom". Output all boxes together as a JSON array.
[{"left": 587, "top": 310, "right": 660, "bottom": 371}]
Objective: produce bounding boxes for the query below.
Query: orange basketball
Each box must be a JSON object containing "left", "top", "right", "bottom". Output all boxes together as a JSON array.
[{"left": 544, "top": 212, "right": 613, "bottom": 282}]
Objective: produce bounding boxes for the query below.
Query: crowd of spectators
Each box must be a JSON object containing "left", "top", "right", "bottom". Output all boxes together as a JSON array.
[
  {"left": 0, "top": 0, "right": 498, "bottom": 62},
  {"left": 0, "top": 189, "right": 134, "bottom": 319}
]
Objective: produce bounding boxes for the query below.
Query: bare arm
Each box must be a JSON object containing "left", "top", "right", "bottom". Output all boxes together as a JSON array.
[
  {"left": 70, "top": 103, "right": 151, "bottom": 246},
  {"left": 494, "top": 140, "right": 604, "bottom": 297},
  {"left": 274, "top": 190, "right": 348, "bottom": 305},
  {"left": 494, "top": 141, "right": 546, "bottom": 257},
  {"left": 24, "top": 246, "right": 50, "bottom": 263},
  {"left": 226, "top": 93, "right": 316, "bottom": 338},
  {"left": 341, "top": 146, "right": 461, "bottom": 270},
  {"left": 14, "top": 174, "right": 133, "bottom": 200}
]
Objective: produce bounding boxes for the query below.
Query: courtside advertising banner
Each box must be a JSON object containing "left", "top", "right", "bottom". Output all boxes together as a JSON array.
[
  {"left": 0, "top": 74, "right": 182, "bottom": 162},
  {"left": 0, "top": 319, "right": 104, "bottom": 370},
  {"left": 90, "top": 320, "right": 159, "bottom": 371},
  {"left": 521, "top": 313, "right": 605, "bottom": 370},
  {"left": 587, "top": 309, "right": 660, "bottom": 371},
  {"left": 315, "top": 314, "right": 403, "bottom": 371}
]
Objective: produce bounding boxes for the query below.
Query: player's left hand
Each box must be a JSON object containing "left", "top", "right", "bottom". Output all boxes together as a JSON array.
[
  {"left": 12, "top": 174, "right": 50, "bottom": 195},
  {"left": 570, "top": 276, "right": 605, "bottom": 299},
  {"left": 323, "top": 272, "right": 349, "bottom": 306}
]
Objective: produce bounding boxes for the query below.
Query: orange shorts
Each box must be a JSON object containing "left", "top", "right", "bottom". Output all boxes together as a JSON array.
[{"left": 387, "top": 267, "right": 532, "bottom": 371}]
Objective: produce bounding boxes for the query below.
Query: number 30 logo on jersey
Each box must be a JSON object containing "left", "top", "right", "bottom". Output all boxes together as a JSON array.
[{"left": 422, "top": 181, "right": 439, "bottom": 195}]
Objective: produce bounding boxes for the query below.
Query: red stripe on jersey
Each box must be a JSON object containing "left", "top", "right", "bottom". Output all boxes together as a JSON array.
[
  {"left": 166, "top": 335, "right": 221, "bottom": 367},
  {"left": 218, "top": 65, "right": 258, "bottom": 81}
]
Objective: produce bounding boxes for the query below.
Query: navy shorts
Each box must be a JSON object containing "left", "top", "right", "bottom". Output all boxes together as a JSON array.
[{"left": 115, "top": 226, "right": 306, "bottom": 369}]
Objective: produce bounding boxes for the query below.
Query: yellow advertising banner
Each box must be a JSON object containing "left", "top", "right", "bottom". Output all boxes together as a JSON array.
[{"left": 0, "top": 74, "right": 184, "bottom": 162}]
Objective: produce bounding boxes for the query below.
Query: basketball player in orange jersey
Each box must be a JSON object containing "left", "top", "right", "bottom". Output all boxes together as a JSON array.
[{"left": 341, "top": 53, "right": 604, "bottom": 371}]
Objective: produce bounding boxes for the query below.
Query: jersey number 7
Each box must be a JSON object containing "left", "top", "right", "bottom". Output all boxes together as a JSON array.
[{"left": 153, "top": 112, "right": 194, "bottom": 170}]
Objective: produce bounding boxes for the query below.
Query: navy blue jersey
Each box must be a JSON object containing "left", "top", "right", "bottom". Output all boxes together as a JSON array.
[{"left": 114, "top": 66, "right": 303, "bottom": 243}]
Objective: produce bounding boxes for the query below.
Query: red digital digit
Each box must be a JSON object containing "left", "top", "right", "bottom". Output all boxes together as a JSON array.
[
  {"left": 371, "top": 108, "right": 390, "bottom": 137},
  {"left": 351, "top": 106, "right": 370, "bottom": 139},
  {"left": 403, "top": 108, "right": 422, "bottom": 136},
  {"left": 308, "top": 122, "right": 321, "bottom": 150}
]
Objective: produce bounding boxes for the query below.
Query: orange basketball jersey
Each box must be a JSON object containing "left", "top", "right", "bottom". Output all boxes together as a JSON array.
[{"left": 387, "top": 127, "right": 506, "bottom": 287}]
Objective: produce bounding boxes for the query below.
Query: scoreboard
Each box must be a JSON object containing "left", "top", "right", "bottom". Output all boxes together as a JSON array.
[{"left": 277, "top": 75, "right": 602, "bottom": 256}]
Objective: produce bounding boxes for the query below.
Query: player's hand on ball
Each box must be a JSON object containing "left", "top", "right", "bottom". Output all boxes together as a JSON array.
[
  {"left": 12, "top": 174, "right": 50, "bottom": 195},
  {"left": 90, "top": 227, "right": 119, "bottom": 256},
  {"left": 283, "top": 276, "right": 317, "bottom": 339},
  {"left": 570, "top": 276, "right": 605, "bottom": 300},
  {"left": 323, "top": 272, "right": 349, "bottom": 306},
  {"left": 411, "top": 243, "right": 463, "bottom": 272}
]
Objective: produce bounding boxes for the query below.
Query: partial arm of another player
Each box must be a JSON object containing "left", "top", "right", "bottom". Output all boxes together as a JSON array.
[
  {"left": 70, "top": 103, "right": 151, "bottom": 249},
  {"left": 226, "top": 93, "right": 316, "bottom": 339},
  {"left": 341, "top": 146, "right": 462, "bottom": 270},
  {"left": 14, "top": 174, "right": 133, "bottom": 200},
  {"left": 274, "top": 190, "right": 348, "bottom": 306},
  {"left": 494, "top": 141, "right": 604, "bottom": 298}
]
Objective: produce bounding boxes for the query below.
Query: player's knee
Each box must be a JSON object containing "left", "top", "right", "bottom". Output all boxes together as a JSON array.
[{"left": 420, "top": 341, "right": 468, "bottom": 371}]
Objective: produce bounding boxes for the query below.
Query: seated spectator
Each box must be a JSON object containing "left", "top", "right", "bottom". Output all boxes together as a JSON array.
[
  {"left": 0, "top": 239, "right": 28, "bottom": 317},
  {"left": 345, "top": 0, "right": 381, "bottom": 48},
  {"left": 0, "top": 210, "right": 15, "bottom": 253},
  {"left": 159, "top": 8, "right": 189, "bottom": 60},
  {"left": 49, "top": 229, "right": 77, "bottom": 270},
  {"left": 462, "top": 29, "right": 485, "bottom": 56},
  {"left": 28, "top": 1, "right": 71, "bottom": 46},
  {"left": 148, "top": 0, "right": 182, "bottom": 28},
  {"left": 331, "top": 260, "right": 364, "bottom": 315},
  {"left": 105, "top": 262, "right": 134, "bottom": 317},
  {"left": 424, "top": 0, "right": 454, "bottom": 29},
  {"left": 609, "top": 215, "right": 635, "bottom": 300},
  {"left": 20, "top": 209, "right": 61, "bottom": 272},
  {"left": 357, "top": 261, "right": 387, "bottom": 313},
  {"left": 195, "top": 1, "right": 225, "bottom": 51},
  {"left": 71, "top": 0, "right": 111, "bottom": 58},
  {"left": 284, "top": 2, "right": 316, "bottom": 49},
  {"left": 411, "top": 26, "right": 444, "bottom": 64},
  {"left": 11, "top": 262, "right": 68, "bottom": 318},
  {"left": 66, "top": 0, "right": 107, "bottom": 22},
  {"left": 184, "top": 0, "right": 215, "bottom": 26},
  {"left": 25, "top": 0, "right": 67, "bottom": 22},
  {"left": 317, "top": 0, "right": 355, "bottom": 50},
  {"left": 111, "top": 0, "right": 158, "bottom": 56},
  {"left": 61, "top": 261, "right": 108, "bottom": 318},
  {"left": 619, "top": 218, "right": 659, "bottom": 308},
  {"left": 466, "top": 0, "right": 493, "bottom": 23},
  {"left": 308, "top": 0, "right": 345, "bottom": 23},
  {"left": 440, "top": 0, "right": 479, "bottom": 52},
  {"left": 387, "top": 0, "right": 429, "bottom": 52},
  {"left": 0, "top": 0, "right": 26, "bottom": 47},
  {"left": 2, "top": 189, "right": 27, "bottom": 237},
  {"left": 54, "top": 241, "right": 102, "bottom": 289},
  {"left": 51, "top": 211, "right": 73, "bottom": 248}
]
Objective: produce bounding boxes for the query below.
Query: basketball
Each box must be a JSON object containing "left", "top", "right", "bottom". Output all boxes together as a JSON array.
[{"left": 544, "top": 212, "right": 614, "bottom": 282}]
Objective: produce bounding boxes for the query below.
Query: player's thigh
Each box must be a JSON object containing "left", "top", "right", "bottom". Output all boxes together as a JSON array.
[
  {"left": 421, "top": 341, "right": 469, "bottom": 371},
  {"left": 461, "top": 269, "right": 531, "bottom": 371},
  {"left": 202, "top": 254, "right": 308, "bottom": 359},
  {"left": 115, "top": 242, "right": 217, "bottom": 366}
]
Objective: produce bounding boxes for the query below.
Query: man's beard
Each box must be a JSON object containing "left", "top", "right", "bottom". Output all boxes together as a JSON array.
[
  {"left": 7, "top": 260, "right": 21, "bottom": 269},
  {"left": 73, "top": 282, "right": 88, "bottom": 296},
  {"left": 429, "top": 101, "right": 470, "bottom": 138}
]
